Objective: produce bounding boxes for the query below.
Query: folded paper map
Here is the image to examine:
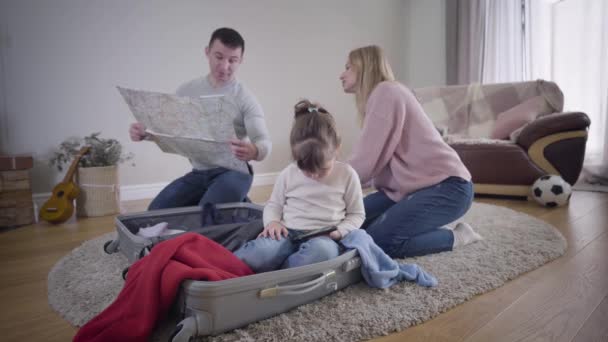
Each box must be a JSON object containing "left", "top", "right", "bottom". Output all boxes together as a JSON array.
[{"left": 118, "top": 86, "right": 248, "bottom": 174}]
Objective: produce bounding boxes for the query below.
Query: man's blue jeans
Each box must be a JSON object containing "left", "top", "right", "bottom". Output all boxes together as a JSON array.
[
  {"left": 363, "top": 176, "right": 473, "bottom": 258},
  {"left": 148, "top": 167, "right": 253, "bottom": 210},
  {"left": 233, "top": 229, "right": 341, "bottom": 273}
]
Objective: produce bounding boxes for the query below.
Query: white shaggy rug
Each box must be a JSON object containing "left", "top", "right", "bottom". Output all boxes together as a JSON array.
[{"left": 48, "top": 203, "right": 566, "bottom": 341}]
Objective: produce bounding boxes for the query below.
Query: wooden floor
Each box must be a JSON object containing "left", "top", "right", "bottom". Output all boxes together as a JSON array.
[{"left": 0, "top": 187, "right": 606, "bottom": 342}]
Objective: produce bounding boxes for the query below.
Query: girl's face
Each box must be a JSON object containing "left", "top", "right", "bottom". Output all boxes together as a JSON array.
[
  {"left": 303, "top": 157, "right": 335, "bottom": 180},
  {"left": 340, "top": 61, "right": 357, "bottom": 93}
]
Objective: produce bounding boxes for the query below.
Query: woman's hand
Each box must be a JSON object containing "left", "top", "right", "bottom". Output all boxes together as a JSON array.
[
  {"left": 259, "top": 221, "right": 288, "bottom": 240},
  {"left": 329, "top": 230, "right": 342, "bottom": 240}
]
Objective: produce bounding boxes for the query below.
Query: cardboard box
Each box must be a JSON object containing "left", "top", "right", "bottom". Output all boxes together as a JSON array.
[
  {"left": 0, "top": 165, "right": 35, "bottom": 227},
  {"left": 0, "top": 190, "right": 33, "bottom": 208},
  {"left": 0, "top": 170, "right": 31, "bottom": 192},
  {"left": 0, "top": 206, "right": 34, "bottom": 227},
  {"left": 0, "top": 155, "right": 34, "bottom": 171},
  {"left": 0, "top": 190, "right": 34, "bottom": 227}
]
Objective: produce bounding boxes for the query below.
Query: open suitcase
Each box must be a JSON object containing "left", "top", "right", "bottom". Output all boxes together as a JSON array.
[
  {"left": 104, "top": 203, "right": 362, "bottom": 341},
  {"left": 104, "top": 202, "right": 266, "bottom": 264}
]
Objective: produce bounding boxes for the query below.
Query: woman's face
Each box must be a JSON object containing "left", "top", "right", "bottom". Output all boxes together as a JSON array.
[{"left": 340, "top": 61, "right": 357, "bottom": 93}]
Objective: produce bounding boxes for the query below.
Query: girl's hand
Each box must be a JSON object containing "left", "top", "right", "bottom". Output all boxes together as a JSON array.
[
  {"left": 329, "top": 230, "right": 342, "bottom": 241},
  {"left": 260, "top": 221, "right": 288, "bottom": 240}
]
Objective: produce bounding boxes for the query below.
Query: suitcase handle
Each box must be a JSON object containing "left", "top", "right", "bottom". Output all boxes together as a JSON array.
[{"left": 259, "top": 270, "right": 336, "bottom": 298}]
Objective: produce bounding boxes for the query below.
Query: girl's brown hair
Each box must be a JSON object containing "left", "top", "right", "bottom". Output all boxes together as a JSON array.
[
  {"left": 348, "top": 45, "right": 395, "bottom": 122},
  {"left": 290, "top": 100, "right": 341, "bottom": 174}
]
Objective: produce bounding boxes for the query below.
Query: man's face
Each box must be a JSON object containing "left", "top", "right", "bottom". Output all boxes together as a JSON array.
[{"left": 205, "top": 39, "right": 243, "bottom": 86}]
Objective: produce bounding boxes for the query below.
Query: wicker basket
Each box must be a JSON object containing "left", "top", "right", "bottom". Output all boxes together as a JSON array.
[{"left": 76, "top": 165, "right": 120, "bottom": 217}]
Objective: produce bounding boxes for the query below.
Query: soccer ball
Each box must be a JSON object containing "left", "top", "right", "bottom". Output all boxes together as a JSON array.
[{"left": 531, "top": 175, "right": 572, "bottom": 207}]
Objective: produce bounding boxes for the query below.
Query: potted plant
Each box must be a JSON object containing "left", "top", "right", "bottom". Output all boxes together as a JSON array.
[{"left": 49, "top": 132, "right": 134, "bottom": 217}]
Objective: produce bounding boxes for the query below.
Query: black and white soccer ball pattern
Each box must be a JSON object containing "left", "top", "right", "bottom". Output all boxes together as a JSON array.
[{"left": 531, "top": 174, "right": 572, "bottom": 208}]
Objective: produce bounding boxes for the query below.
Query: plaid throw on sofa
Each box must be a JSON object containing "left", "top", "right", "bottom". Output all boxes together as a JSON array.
[{"left": 413, "top": 80, "right": 564, "bottom": 139}]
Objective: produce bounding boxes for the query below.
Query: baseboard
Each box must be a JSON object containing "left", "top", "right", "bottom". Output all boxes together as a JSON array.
[
  {"left": 120, "top": 182, "right": 170, "bottom": 201},
  {"left": 32, "top": 172, "right": 280, "bottom": 208},
  {"left": 251, "top": 172, "right": 279, "bottom": 187},
  {"left": 573, "top": 179, "right": 608, "bottom": 193},
  {"left": 473, "top": 183, "right": 531, "bottom": 198}
]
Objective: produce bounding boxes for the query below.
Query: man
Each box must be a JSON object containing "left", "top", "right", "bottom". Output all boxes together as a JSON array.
[{"left": 129, "top": 27, "right": 272, "bottom": 210}]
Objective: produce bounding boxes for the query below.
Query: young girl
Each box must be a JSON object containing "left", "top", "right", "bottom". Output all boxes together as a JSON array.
[{"left": 234, "top": 100, "right": 365, "bottom": 273}]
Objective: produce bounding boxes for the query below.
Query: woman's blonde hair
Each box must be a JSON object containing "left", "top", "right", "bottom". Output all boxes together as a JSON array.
[{"left": 348, "top": 45, "right": 395, "bottom": 121}]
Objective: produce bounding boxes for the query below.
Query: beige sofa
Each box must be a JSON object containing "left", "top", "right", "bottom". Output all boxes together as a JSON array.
[{"left": 413, "top": 80, "right": 590, "bottom": 197}]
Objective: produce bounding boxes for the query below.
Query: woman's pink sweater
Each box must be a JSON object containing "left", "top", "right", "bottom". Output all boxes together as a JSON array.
[{"left": 349, "top": 81, "right": 471, "bottom": 202}]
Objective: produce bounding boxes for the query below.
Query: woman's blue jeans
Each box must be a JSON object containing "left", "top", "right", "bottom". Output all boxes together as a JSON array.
[
  {"left": 148, "top": 167, "right": 253, "bottom": 210},
  {"left": 233, "top": 229, "right": 341, "bottom": 273},
  {"left": 363, "top": 176, "right": 473, "bottom": 258}
]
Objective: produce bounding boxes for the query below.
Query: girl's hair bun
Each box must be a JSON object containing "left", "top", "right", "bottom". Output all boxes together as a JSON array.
[{"left": 294, "top": 99, "right": 328, "bottom": 118}]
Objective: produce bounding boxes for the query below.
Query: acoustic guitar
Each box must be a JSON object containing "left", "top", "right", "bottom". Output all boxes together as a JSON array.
[{"left": 40, "top": 146, "right": 90, "bottom": 224}]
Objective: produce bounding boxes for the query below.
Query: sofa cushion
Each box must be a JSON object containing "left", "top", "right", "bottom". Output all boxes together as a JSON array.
[
  {"left": 490, "top": 96, "right": 552, "bottom": 140},
  {"left": 451, "top": 142, "right": 546, "bottom": 185}
]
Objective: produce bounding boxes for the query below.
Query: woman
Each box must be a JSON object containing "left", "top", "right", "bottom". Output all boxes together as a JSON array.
[{"left": 340, "top": 45, "right": 481, "bottom": 258}]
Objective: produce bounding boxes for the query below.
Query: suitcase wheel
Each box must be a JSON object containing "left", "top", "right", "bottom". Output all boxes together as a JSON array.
[
  {"left": 169, "top": 316, "right": 197, "bottom": 342},
  {"left": 122, "top": 267, "right": 129, "bottom": 281},
  {"left": 103, "top": 240, "right": 119, "bottom": 254}
]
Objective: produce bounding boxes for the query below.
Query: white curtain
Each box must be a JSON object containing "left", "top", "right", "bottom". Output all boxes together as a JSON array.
[
  {"left": 481, "top": 0, "right": 527, "bottom": 83},
  {"left": 527, "top": 0, "right": 554, "bottom": 80},
  {"left": 446, "top": 0, "right": 487, "bottom": 84},
  {"left": 532, "top": 0, "right": 608, "bottom": 184},
  {"left": 446, "top": 0, "right": 528, "bottom": 85}
]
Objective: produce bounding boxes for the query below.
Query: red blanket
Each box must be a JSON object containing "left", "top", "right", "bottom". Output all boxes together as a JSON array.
[{"left": 73, "top": 233, "right": 253, "bottom": 342}]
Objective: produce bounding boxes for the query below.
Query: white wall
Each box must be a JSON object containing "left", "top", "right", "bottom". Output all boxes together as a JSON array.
[
  {"left": 0, "top": 0, "right": 446, "bottom": 195},
  {"left": 402, "top": 0, "right": 446, "bottom": 87}
]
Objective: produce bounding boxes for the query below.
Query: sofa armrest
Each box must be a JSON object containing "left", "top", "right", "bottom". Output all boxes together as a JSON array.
[{"left": 516, "top": 112, "right": 590, "bottom": 149}]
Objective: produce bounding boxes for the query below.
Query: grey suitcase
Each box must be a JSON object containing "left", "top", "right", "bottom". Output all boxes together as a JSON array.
[
  {"left": 104, "top": 202, "right": 265, "bottom": 264},
  {"left": 105, "top": 203, "right": 362, "bottom": 340}
]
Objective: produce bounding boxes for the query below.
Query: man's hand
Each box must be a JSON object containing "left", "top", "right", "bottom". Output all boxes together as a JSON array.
[
  {"left": 259, "top": 221, "right": 288, "bottom": 240},
  {"left": 230, "top": 139, "right": 258, "bottom": 161},
  {"left": 129, "top": 122, "right": 148, "bottom": 141}
]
